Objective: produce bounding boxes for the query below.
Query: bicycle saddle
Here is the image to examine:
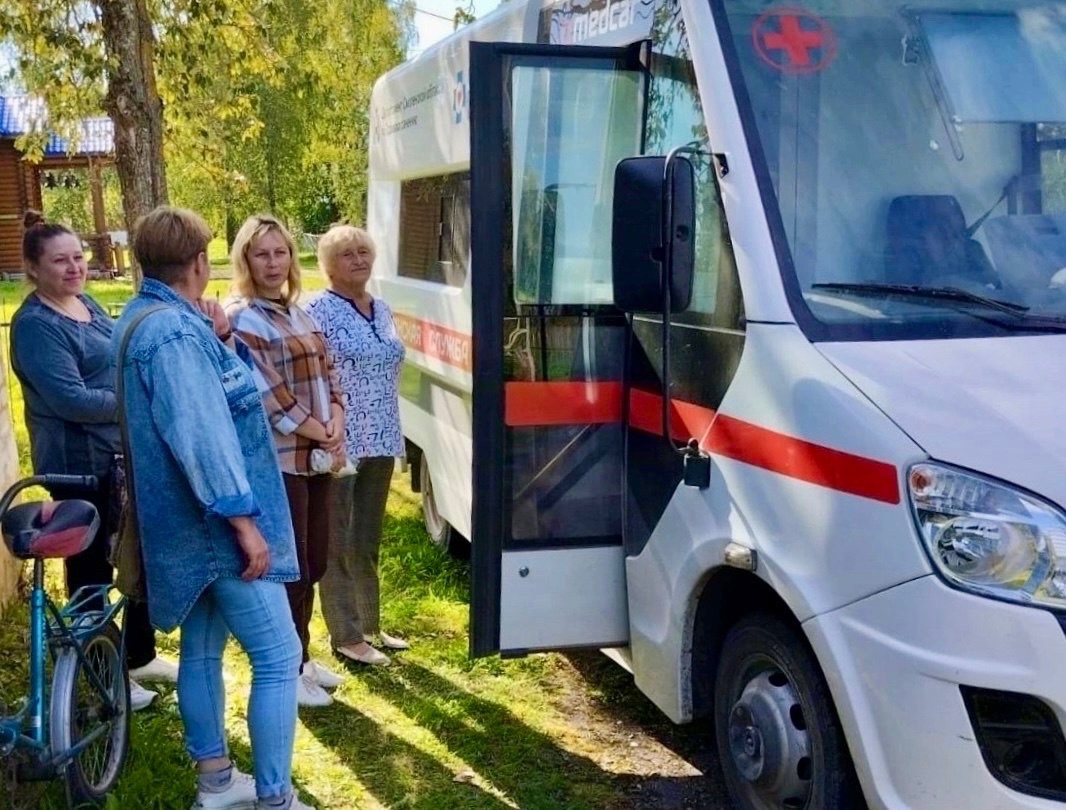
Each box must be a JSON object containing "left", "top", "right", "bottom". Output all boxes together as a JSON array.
[{"left": 1, "top": 500, "right": 99, "bottom": 560}]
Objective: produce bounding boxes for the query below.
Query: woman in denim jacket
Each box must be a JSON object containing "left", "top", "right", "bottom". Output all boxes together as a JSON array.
[{"left": 112, "top": 207, "right": 310, "bottom": 810}]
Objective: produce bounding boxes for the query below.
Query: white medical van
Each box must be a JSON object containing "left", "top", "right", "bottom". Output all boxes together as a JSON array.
[{"left": 368, "top": 1, "right": 1066, "bottom": 806}]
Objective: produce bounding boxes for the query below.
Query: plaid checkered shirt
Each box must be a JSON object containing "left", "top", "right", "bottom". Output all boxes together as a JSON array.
[{"left": 227, "top": 297, "right": 343, "bottom": 475}]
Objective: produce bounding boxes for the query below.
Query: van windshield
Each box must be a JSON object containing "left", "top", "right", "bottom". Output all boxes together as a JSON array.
[{"left": 718, "top": 0, "right": 1066, "bottom": 339}]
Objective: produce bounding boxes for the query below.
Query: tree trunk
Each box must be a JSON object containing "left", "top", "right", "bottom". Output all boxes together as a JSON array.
[{"left": 98, "top": 0, "right": 168, "bottom": 285}]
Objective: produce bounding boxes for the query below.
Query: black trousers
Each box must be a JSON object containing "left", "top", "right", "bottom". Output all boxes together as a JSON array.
[
  {"left": 49, "top": 475, "right": 157, "bottom": 670},
  {"left": 282, "top": 473, "right": 333, "bottom": 664}
]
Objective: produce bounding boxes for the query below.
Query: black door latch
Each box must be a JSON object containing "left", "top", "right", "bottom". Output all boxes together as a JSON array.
[{"left": 682, "top": 438, "right": 711, "bottom": 489}]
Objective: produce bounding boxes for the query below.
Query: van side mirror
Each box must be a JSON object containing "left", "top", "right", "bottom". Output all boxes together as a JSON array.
[{"left": 611, "top": 155, "right": 695, "bottom": 313}]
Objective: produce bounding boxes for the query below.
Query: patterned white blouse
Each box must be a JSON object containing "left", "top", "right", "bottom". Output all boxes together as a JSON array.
[{"left": 305, "top": 290, "right": 406, "bottom": 460}]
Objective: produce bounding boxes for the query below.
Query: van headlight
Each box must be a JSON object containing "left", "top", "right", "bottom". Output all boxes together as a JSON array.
[{"left": 909, "top": 462, "right": 1066, "bottom": 607}]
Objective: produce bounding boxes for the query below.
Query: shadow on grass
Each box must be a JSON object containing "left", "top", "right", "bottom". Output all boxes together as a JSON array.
[
  {"left": 299, "top": 695, "right": 514, "bottom": 809},
  {"left": 349, "top": 660, "right": 712, "bottom": 809},
  {"left": 227, "top": 735, "right": 322, "bottom": 810}
]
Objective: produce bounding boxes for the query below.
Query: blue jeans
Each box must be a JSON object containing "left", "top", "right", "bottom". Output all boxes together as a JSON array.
[{"left": 178, "top": 577, "right": 301, "bottom": 799}]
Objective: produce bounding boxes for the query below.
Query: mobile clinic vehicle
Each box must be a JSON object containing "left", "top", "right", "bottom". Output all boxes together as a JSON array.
[{"left": 368, "top": 0, "right": 1066, "bottom": 806}]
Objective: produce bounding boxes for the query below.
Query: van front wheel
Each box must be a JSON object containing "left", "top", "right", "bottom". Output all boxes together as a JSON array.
[{"left": 713, "top": 613, "right": 864, "bottom": 810}]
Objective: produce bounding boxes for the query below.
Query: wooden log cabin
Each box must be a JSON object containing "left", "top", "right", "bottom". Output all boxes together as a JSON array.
[{"left": 0, "top": 96, "right": 116, "bottom": 278}]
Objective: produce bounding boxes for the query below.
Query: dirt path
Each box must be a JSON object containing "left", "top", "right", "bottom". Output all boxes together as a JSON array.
[{"left": 548, "top": 651, "right": 731, "bottom": 809}]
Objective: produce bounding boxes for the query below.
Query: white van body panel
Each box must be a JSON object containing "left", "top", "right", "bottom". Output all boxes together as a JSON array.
[
  {"left": 500, "top": 546, "right": 630, "bottom": 650},
  {"left": 807, "top": 575, "right": 1066, "bottom": 810},
  {"left": 821, "top": 334, "right": 1066, "bottom": 505},
  {"left": 627, "top": 323, "right": 931, "bottom": 721}
]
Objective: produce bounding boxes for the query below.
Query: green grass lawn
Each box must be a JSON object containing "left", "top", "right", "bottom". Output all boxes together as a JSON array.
[
  {"left": 0, "top": 276, "right": 683, "bottom": 809},
  {"left": 3, "top": 481, "right": 635, "bottom": 809}
]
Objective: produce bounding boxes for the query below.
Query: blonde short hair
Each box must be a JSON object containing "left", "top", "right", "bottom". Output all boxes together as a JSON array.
[
  {"left": 133, "top": 206, "right": 213, "bottom": 284},
  {"left": 316, "top": 224, "right": 376, "bottom": 279},
  {"left": 230, "top": 215, "right": 302, "bottom": 306}
]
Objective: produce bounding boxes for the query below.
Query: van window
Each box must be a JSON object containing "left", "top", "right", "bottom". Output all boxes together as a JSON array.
[
  {"left": 645, "top": 0, "right": 743, "bottom": 330},
  {"left": 398, "top": 172, "right": 470, "bottom": 287},
  {"left": 511, "top": 63, "right": 643, "bottom": 305},
  {"left": 718, "top": 0, "right": 1066, "bottom": 340}
]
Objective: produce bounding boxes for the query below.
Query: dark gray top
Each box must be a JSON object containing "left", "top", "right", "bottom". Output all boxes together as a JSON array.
[{"left": 11, "top": 292, "right": 121, "bottom": 477}]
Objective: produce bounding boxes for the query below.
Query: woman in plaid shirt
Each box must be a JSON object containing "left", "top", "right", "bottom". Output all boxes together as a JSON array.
[{"left": 227, "top": 215, "right": 347, "bottom": 708}]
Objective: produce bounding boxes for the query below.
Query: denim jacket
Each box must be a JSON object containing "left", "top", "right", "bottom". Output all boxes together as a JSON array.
[{"left": 112, "top": 279, "right": 298, "bottom": 631}]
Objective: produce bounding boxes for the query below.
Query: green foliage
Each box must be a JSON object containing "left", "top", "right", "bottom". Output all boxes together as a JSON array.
[
  {"left": 164, "top": 0, "right": 415, "bottom": 238},
  {"left": 0, "top": 0, "right": 415, "bottom": 237},
  {"left": 39, "top": 166, "right": 124, "bottom": 233},
  {"left": 454, "top": 2, "right": 476, "bottom": 27},
  {"left": 0, "top": 1, "right": 107, "bottom": 161}
]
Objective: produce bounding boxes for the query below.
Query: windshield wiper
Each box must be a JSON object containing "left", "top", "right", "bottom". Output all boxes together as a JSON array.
[
  {"left": 811, "top": 282, "right": 1066, "bottom": 332},
  {"left": 810, "top": 282, "right": 1029, "bottom": 315}
]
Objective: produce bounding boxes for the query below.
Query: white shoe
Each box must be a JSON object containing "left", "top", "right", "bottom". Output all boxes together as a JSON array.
[
  {"left": 336, "top": 643, "right": 390, "bottom": 667},
  {"left": 129, "top": 678, "right": 157, "bottom": 711},
  {"left": 193, "top": 767, "right": 257, "bottom": 809},
  {"left": 308, "top": 660, "right": 344, "bottom": 689},
  {"left": 129, "top": 655, "right": 179, "bottom": 683},
  {"left": 255, "top": 793, "right": 313, "bottom": 810},
  {"left": 297, "top": 664, "right": 333, "bottom": 707},
  {"left": 366, "top": 632, "right": 410, "bottom": 651}
]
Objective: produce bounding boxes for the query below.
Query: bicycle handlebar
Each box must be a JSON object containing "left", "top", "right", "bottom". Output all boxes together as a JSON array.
[
  {"left": 0, "top": 475, "right": 99, "bottom": 520},
  {"left": 36, "top": 475, "right": 98, "bottom": 489}
]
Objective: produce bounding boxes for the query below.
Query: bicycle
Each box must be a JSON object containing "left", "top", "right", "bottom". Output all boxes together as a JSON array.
[{"left": 0, "top": 474, "right": 131, "bottom": 807}]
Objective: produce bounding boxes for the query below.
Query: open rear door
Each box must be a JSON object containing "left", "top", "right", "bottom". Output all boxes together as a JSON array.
[{"left": 469, "top": 41, "right": 647, "bottom": 657}]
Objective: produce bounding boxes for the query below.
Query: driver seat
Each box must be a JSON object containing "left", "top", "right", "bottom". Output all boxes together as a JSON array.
[{"left": 884, "top": 195, "right": 999, "bottom": 289}]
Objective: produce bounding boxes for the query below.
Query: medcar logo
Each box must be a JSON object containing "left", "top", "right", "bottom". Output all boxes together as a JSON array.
[{"left": 453, "top": 71, "right": 466, "bottom": 124}]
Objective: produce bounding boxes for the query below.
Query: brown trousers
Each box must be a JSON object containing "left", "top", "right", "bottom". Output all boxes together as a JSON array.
[
  {"left": 320, "top": 457, "right": 394, "bottom": 647},
  {"left": 282, "top": 473, "right": 334, "bottom": 663}
]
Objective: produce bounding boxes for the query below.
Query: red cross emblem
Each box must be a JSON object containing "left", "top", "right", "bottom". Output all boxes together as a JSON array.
[{"left": 753, "top": 8, "right": 837, "bottom": 75}]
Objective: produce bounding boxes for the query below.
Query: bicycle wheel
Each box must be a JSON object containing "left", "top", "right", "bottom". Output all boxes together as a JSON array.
[{"left": 50, "top": 622, "right": 130, "bottom": 806}]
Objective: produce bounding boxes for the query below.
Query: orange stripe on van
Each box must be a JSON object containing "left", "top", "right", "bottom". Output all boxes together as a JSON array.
[
  {"left": 393, "top": 314, "right": 473, "bottom": 372},
  {"left": 504, "top": 381, "right": 623, "bottom": 425},
  {"left": 704, "top": 415, "right": 901, "bottom": 505},
  {"left": 502, "top": 380, "right": 900, "bottom": 504}
]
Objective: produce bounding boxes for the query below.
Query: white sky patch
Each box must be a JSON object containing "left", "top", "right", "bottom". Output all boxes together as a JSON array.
[{"left": 408, "top": 0, "right": 501, "bottom": 57}]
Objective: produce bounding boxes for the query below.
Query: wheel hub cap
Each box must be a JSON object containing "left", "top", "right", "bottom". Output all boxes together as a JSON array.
[{"left": 727, "top": 669, "right": 811, "bottom": 806}]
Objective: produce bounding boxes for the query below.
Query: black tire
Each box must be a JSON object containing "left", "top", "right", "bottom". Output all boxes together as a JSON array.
[
  {"left": 420, "top": 453, "right": 468, "bottom": 559},
  {"left": 50, "top": 622, "right": 130, "bottom": 806},
  {"left": 714, "top": 613, "right": 864, "bottom": 810}
]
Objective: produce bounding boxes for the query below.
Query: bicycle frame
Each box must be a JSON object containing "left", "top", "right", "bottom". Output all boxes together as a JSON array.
[{"left": 0, "top": 473, "right": 127, "bottom": 776}]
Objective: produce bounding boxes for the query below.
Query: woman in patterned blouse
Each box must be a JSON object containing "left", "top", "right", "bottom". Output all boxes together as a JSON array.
[
  {"left": 306, "top": 225, "right": 408, "bottom": 667},
  {"left": 227, "top": 215, "right": 347, "bottom": 706}
]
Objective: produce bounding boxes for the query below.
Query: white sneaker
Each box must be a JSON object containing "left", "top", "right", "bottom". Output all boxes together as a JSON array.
[
  {"left": 308, "top": 660, "right": 344, "bottom": 689},
  {"left": 129, "top": 655, "right": 179, "bottom": 683},
  {"left": 297, "top": 664, "right": 333, "bottom": 707},
  {"left": 129, "top": 678, "right": 157, "bottom": 711},
  {"left": 193, "top": 767, "right": 257, "bottom": 809}
]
